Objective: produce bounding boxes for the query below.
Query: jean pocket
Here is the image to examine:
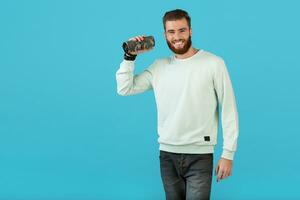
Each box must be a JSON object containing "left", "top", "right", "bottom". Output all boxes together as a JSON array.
[{"left": 159, "top": 150, "right": 173, "bottom": 161}]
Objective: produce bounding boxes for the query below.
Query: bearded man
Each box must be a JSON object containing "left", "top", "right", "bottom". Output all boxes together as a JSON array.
[{"left": 116, "top": 9, "right": 239, "bottom": 200}]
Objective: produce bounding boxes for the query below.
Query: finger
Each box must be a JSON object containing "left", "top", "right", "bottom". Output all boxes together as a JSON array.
[
  {"left": 223, "top": 169, "right": 231, "bottom": 179},
  {"left": 225, "top": 168, "right": 231, "bottom": 178},
  {"left": 128, "top": 37, "right": 137, "bottom": 41},
  {"left": 129, "top": 35, "right": 145, "bottom": 42},
  {"left": 217, "top": 171, "right": 222, "bottom": 181},
  {"left": 217, "top": 171, "right": 224, "bottom": 182},
  {"left": 222, "top": 171, "right": 228, "bottom": 179},
  {"left": 219, "top": 173, "right": 225, "bottom": 180},
  {"left": 138, "top": 35, "right": 144, "bottom": 42},
  {"left": 218, "top": 169, "right": 225, "bottom": 180},
  {"left": 222, "top": 173, "right": 226, "bottom": 180},
  {"left": 227, "top": 169, "right": 232, "bottom": 177},
  {"left": 215, "top": 165, "right": 219, "bottom": 176},
  {"left": 135, "top": 36, "right": 140, "bottom": 42},
  {"left": 130, "top": 36, "right": 139, "bottom": 42}
]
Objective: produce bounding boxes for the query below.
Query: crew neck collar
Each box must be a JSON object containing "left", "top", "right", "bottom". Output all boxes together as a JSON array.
[{"left": 172, "top": 49, "right": 204, "bottom": 62}]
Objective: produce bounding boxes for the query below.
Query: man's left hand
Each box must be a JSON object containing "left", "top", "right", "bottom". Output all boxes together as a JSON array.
[{"left": 215, "top": 158, "right": 233, "bottom": 182}]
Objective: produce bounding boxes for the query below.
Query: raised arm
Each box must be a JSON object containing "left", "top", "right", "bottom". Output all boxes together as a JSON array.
[
  {"left": 116, "top": 60, "right": 155, "bottom": 96},
  {"left": 116, "top": 35, "right": 155, "bottom": 96}
]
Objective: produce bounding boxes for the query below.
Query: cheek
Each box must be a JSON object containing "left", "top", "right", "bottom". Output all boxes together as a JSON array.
[
  {"left": 166, "top": 35, "right": 172, "bottom": 42},
  {"left": 183, "top": 33, "right": 190, "bottom": 40}
]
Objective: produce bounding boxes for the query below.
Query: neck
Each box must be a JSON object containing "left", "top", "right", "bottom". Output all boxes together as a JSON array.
[{"left": 175, "top": 46, "right": 198, "bottom": 59}]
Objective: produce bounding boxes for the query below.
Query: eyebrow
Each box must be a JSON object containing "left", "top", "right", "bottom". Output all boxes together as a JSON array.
[{"left": 167, "top": 28, "right": 187, "bottom": 32}]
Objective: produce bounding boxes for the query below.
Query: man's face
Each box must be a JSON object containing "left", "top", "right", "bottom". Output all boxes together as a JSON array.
[{"left": 164, "top": 18, "right": 192, "bottom": 54}]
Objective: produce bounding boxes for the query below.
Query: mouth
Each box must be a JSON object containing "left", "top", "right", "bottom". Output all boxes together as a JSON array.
[{"left": 172, "top": 40, "right": 184, "bottom": 48}]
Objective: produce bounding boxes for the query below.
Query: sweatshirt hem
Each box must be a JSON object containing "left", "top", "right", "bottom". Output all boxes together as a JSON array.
[{"left": 159, "top": 143, "right": 214, "bottom": 154}]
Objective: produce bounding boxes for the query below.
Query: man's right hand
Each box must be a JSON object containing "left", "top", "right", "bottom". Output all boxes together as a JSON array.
[{"left": 127, "top": 35, "right": 154, "bottom": 55}]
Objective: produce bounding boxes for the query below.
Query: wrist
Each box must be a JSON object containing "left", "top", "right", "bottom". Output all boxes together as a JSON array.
[
  {"left": 124, "top": 52, "right": 137, "bottom": 61},
  {"left": 221, "top": 149, "right": 235, "bottom": 160}
]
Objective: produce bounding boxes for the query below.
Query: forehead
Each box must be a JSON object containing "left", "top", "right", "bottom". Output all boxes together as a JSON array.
[{"left": 165, "top": 18, "right": 189, "bottom": 31}]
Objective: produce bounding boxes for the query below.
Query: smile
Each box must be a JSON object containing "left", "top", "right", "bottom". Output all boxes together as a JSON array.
[{"left": 173, "top": 41, "right": 184, "bottom": 45}]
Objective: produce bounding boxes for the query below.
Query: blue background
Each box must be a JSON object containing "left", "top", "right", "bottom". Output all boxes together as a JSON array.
[{"left": 1, "top": 0, "right": 299, "bottom": 199}]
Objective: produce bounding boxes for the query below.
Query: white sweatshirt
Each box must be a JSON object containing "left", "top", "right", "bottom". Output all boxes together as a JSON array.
[{"left": 116, "top": 49, "right": 239, "bottom": 160}]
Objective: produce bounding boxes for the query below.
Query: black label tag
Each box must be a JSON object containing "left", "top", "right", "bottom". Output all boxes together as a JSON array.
[{"left": 204, "top": 136, "right": 210, "bottom": 141}]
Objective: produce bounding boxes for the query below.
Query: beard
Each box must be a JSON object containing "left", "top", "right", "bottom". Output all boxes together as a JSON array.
[{"left": 166, "top": 35, "right": 192, "bottom": 55}]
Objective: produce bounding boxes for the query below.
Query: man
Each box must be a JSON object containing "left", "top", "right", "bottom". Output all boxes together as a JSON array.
[{"left": 116, "top": 9, "right": 239, "bottom": 200}]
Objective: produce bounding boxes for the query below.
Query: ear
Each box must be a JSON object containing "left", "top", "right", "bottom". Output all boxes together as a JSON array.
[
  {"left": 164, "top": 31, "right": 167, "bottom": 39},
  {"left": 190, "top": 28, "right": 192, "bottom": 37}
]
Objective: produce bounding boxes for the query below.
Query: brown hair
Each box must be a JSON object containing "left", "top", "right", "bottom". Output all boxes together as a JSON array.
[{"left": 163, "top": 9, "right": 191, "bottom": 30}]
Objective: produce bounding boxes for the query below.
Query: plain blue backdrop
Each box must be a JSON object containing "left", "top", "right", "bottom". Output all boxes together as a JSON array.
[{"left": 1, "top": 0, "right": 300, "bottom": 199}]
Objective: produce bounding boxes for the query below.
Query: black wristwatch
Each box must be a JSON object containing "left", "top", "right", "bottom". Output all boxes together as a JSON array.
[{"left": 124, "top": 52, "right": 137, "bottom": 61}]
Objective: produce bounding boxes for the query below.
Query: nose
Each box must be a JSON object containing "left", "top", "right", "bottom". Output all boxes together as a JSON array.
[
  {"left": 174, "top": 32, "right": 181, "bottom": 40},
  {"left": 172, "top": 31, "right": 183, "bottom": 41}
]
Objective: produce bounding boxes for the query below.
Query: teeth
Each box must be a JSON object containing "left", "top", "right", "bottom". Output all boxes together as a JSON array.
[
  {"left": 173, "top": 40, "right": 184, "bottom": 47},
  {"left": 173, "top": 41, "right": 183, "bottom": 48},
  {"left": 174, "top": 41, "right": 183, "bottom": 44}
]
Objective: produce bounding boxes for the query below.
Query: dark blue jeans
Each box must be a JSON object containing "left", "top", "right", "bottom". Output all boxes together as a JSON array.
[{"left": 159, "top": 150, "right": 213, "bottom": 200}]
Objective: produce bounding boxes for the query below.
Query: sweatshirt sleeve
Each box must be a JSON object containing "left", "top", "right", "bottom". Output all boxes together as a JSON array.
[
  {"left": 213, "top": 58, "right": 239, "bottom": 160},
  {"left": 116, "top": 59, "right": 155, "bottom": 96}
]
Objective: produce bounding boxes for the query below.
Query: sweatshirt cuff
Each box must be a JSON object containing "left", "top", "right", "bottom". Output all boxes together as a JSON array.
[
  {"left": 120, "top": 60, "right": 135, "bottom": 71},
  {"left": 122, "top": 59, "right": 135, "bottom": 64},
  {"left": 221, "top": 149, "right": 235, "bottom": 160}
]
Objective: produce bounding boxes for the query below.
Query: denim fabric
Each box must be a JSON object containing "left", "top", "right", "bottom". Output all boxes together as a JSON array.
[{"left": 159, "top": 150, "right": 213, "bottom": 200}]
